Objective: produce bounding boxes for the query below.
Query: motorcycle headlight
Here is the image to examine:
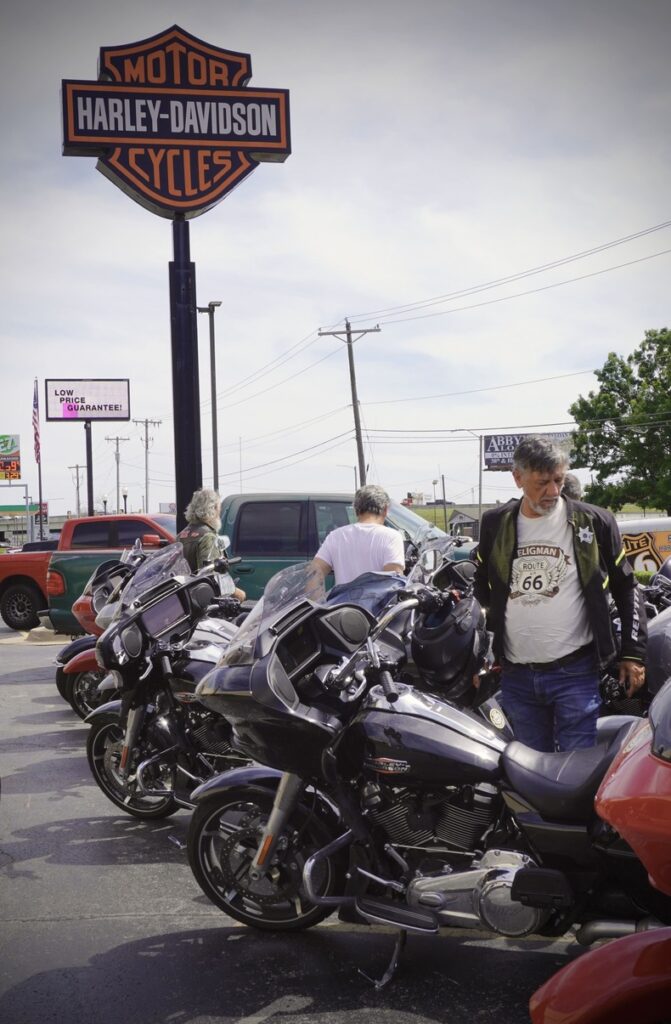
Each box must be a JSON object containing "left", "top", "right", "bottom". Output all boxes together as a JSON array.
[{"left": 120, "top": 622, "right": 143, "bottom": 659}]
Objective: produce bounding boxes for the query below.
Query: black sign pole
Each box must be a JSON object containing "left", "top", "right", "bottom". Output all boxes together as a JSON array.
[
  {"left": 84, "top": 420, "right": 94, "bottom": 515},
  {"left": 169, "top": 216, "right": 202, "bottom": 533}
]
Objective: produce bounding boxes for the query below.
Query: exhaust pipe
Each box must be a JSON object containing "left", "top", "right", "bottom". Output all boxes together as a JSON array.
[{"left": 576, "top": 916, "right": 663, "bottom": 946}]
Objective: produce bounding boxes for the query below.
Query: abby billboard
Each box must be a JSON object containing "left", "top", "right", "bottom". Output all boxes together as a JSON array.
[
  {"left": 483, "top": 431, "right": 574, "bottom": 471},
  {"left": 45, "top": 379, "right": 130, "bottom": 421}
]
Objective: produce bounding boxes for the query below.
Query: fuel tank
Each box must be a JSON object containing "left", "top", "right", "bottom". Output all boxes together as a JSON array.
[{"left": 341, "top": 683, "right": 506, "bottom": 785}]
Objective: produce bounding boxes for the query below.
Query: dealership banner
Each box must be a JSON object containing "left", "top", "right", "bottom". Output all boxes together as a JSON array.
[
  {"left": 483, "top": 432, "right": 574, "bottom": 471},
  {"left": 45, "top": 379, "right": 131, "bottom": 421}
]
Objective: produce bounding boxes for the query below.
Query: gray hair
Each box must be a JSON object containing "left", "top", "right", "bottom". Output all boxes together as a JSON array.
[
  {"left": 561, "top": 472, "right": 582, "bottom": 499},
  {"left": 184, "top": 488, "right": 221, "bottom": 528},
  {"left": 354, "top": 484, "right": 391, "bottom": 517},
  {"left": 513, "top": 436, "right": 569, "bottom": 475}
]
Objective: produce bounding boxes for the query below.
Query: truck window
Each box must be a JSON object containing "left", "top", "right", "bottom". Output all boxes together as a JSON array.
[
  {"left": 314, "top": 501, "right": 354, "bottom": 545},
  {"left": 69, "top": 522, "right": 113, "bottom": 548},
  {"left": 117, "top": 520, "right": 158, "bottom": 546},
  {"left": 236, "top": 501, "right": 306, "bottom": 557}
]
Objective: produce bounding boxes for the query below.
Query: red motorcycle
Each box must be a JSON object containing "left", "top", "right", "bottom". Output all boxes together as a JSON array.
[{"left": 529, "top": 679, "right": 671, "bottom": 1024}]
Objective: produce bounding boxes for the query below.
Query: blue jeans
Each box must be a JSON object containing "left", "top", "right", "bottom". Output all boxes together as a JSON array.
[{"left": 500, "top": 654, "right": 601, "bottom": 752}]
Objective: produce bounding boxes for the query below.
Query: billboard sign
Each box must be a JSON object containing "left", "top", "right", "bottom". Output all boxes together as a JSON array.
[
  {"left": 483, "top": 431, "right": 574, "bottom": 471},
  {"left": 62, "top": 25, "right": 291, "bottom": 219},
  {"left": 45, "top": 379, "right": 131, "bottom": 421},
  {"left": 0, "top": 434, "right": 21, "bottom": 480}
]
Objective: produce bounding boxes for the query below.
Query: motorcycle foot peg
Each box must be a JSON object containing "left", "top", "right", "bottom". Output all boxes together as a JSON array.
[{"left": 354, "top": 896, "right": 438, "bottom": 933}]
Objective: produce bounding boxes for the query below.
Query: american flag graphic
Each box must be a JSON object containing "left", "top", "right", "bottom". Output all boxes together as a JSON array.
[{"left": 32, "top": 379, "right": 41, "bottom": 464}]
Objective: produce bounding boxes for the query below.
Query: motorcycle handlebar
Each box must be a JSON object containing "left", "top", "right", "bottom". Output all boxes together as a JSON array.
[{"left": 379, "top": 670, "right": 399, "bottom": 704}]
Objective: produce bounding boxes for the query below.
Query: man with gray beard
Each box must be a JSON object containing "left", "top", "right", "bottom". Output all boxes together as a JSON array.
[{"left": 473, "top": 436, "right": 646, "bottom": 751}]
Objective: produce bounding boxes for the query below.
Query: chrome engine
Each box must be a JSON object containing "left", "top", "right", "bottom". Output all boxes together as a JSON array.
[
  {"left": 407, "top": 849, "right": 549, "bottom": 937},
  {"left": 364, "top": 782, "right": 499, "bottom": 854}
]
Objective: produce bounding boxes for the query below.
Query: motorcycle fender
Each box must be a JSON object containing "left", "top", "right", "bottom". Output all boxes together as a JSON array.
[
  {"left": 529, "top": 928, "right": 671, "bottom": 1024},
  {"left": 56, "top": 634, "right": 96, "bottom": 665},
  {"left": 190, "top": 765, "right": 285, "bottom": 803},
  {"left": 63, "top": 649, "right": 99, "bottom": 675},
  {"left": 189, "top": 767, "right": 343, "bottom": 833},
  {"left": 84, "top": 699, "right": 123, "bottom": 725}
]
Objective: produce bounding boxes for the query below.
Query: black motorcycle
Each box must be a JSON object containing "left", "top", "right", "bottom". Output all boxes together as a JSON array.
[
  {"left": 86, "top": 546, "right": 246, "bottom": 820},
  {"left": 185, "top": 562, "right": 671, "bottom": 985}
]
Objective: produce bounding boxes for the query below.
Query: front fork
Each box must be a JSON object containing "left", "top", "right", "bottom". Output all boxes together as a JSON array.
[
  {"left": 118, "top": 705, "right": 145, "bottom": 780},
  {"left": 248, "top": 772, "right": 304, "bottom": 881}
]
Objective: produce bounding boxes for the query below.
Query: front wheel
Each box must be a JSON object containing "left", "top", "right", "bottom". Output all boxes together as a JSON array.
[
  {"left": 86, "top": 715, "right": 179, "bottom": 819},
  {"left": 187, "top": 785, "right": 342, "bottom": 932},
  {"left": 66, "top": 670, "right": 110, "bottom": 720}
]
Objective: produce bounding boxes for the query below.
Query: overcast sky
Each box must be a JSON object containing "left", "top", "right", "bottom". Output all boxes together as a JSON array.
[{"left": 1, "top": 0, "right": 669, "bottom": 518}]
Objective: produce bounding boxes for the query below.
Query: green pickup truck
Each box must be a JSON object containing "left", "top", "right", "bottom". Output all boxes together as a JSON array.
[{"left": 219, "top": 492, "right": 470, "bottom": 601}]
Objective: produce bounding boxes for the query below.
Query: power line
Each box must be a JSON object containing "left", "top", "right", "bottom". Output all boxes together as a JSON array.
[
  {"left": 376, "top": 248, "right": 671, "bottom": 327},
  {"left": 346, "top": 218, "right": 671, "bottom": 323},
  {"left": 364, "top": 368, "right": 594, "bottom": 407},
  {"left": 217, "top": 429, "right": 355, "bottom": 480},
  {"left": 203, "top": 329, "right": 322, "bottom": 407},
  {"left": 217, "top": 345, "right": 343, "bottom": 411}
]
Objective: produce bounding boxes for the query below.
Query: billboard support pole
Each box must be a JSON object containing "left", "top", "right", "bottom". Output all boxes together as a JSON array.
[
  {"left": 169, "top": 217, "right": 202, "bottom": 533},
  {"left": 84, "top": 420, "right": 94, "bottom": 515}
]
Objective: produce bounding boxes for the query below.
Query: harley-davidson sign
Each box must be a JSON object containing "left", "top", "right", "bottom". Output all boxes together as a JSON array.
[{"left": 62, "top": 25, "right": 291, "bottom": 218}]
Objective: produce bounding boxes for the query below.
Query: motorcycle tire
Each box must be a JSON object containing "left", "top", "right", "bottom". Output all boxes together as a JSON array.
[
  {"left": 55, "top": 666, "right": 70, "bottom": 701},
  {"left": 187, "top": 784, "right": 342, "bottom": 932},
  {"left": 86, "top": 715, "right": 179, "bottom": 819},
  {"left": 65, "top": 670, "right": 109, "bottom": 720}
]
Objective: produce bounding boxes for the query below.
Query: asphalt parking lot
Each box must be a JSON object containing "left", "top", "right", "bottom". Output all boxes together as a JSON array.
[{"left": 0, "top": 623, "right": 583, "bottom": 1024}]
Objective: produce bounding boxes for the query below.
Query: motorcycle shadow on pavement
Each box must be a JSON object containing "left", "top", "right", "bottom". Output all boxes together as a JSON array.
[
  {"left": 3, "top": 666, "right": 56, "bottom": 686},
  {"left": 0, "top": 921, "right": 582, "bottom": 1024},
  {"left": 0, "top": 727, "right": 87, "bottom": 756},
  {"left": 1, "top": 813, "right": 192, "bottom": 870}
]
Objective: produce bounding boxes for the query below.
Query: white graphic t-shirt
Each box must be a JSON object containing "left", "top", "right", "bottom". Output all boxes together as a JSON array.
[{"left": 504, "top": 500, "right": 593, "bottom": 664}]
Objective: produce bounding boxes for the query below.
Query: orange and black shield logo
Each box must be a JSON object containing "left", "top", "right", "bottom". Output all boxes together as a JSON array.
[{"left": 62, "top": 25, "right": 291, "bottom": 218}]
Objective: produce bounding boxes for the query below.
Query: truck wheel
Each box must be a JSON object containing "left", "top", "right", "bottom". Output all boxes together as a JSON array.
[{"left": 1, "top": 583, "right": 42, "bottom": 631}]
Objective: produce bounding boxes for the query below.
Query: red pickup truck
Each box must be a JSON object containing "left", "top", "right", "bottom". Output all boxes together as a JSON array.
[{"left": 0, "top": 514, "right": 176, "bottom": 631}]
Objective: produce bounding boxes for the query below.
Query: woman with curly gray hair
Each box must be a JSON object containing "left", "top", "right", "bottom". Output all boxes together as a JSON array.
[{"left": 178, "top": 488, "right": 246, "bottom": 600}]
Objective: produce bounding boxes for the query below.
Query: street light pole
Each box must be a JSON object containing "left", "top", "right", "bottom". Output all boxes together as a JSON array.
[
  {"left": 197, "top": 300, "right": 222, "bottom": 492},
  {"left": 122, "top": 488, "right": 128, "bottom": 514}
]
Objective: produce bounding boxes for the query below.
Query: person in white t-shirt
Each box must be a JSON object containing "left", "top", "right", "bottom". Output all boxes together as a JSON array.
[{"left": 311, "top": 484, "right": 405, "bottom": 585}]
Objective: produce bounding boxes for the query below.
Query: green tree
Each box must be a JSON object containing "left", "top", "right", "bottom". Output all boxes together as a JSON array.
[{"left": 569, "top": 328, "right": 671, "bottom": 514}]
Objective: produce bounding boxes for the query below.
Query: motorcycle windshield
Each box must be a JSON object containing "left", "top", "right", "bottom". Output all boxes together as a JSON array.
[
  {"left": 386, "top": 500, "right": 445, "bottom": 546},
  {"left": 220, "top": 562, "right": 327, "bottom": 668},
  {"left": 115, "top": 541, "right": 191, "bottom": 611}
]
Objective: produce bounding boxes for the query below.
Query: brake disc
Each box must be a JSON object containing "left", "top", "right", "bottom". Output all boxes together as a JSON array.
[{"left": 216, "top": 826, "right": 302, "bottom": 906}]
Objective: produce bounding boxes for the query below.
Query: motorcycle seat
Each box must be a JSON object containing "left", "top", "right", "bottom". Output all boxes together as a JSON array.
[{"left": 501, "top": 719, "right": 637, "bottom": 823}]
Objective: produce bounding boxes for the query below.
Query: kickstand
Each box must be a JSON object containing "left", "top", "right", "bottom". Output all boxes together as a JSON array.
[{"left": 357, "top": 929, "right": 407, "bottom": 990}]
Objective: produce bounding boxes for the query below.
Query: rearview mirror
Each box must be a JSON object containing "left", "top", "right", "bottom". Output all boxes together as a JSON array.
[{"left": 141, "top": 533, "right": 167, "bottom": 548}]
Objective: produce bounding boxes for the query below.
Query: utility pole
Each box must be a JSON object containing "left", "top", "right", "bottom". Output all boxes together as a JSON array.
[
  {"left": 133, "top": 418, "right": 161, "bottom": 513},
  {"left": 318, "top": 318, "right": 380, "bottom": 488},
  {"left": 105, "top": 435, "right": 129, "bottom": 512},
  {"left": 68, "top": 464, "right": 84, "bottom": 517}
]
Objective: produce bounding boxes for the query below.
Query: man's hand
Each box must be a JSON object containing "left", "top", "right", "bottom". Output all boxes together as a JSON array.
[{"left": 618, "top": 659, "right": 646, "bottom": 699}]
